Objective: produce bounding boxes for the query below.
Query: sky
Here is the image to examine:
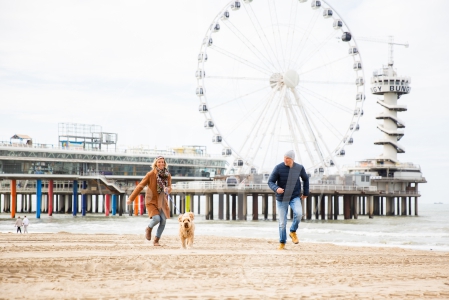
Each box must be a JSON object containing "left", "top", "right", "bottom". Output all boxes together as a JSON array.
[{"left": 0, "top": 0, "right": 448, "bottom": 203}]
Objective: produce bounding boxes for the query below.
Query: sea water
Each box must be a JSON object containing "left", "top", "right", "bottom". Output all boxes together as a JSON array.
[{"left": 1, "top": 203, "right": 448, "bottom": 252}]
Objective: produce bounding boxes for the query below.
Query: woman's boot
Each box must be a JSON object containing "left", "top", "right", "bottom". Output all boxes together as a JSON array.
[
  {"left": 153, "top": 236, "right": 161, "bottom": 246},
  {"left": 145, "top": 227, "right": 152, "bottom": 241}
]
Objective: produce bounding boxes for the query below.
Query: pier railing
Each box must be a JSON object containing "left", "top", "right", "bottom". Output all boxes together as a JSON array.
[
  {"left": 171, "top": 182, "right": 377, "bottom": 192},
  {"left": 0, "top": 142, "right": 222, "bottom": 158}
]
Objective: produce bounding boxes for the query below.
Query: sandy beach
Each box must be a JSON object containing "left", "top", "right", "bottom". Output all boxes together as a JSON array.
[{"left": 1, "top": 233, "right": 449, "bottom": 299}]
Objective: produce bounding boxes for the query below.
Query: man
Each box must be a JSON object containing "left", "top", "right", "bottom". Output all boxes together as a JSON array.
[
  {"left": 14, "top": 216, "right": 23, "bottom": 234},
  {"left": 23, "top": 216, "right": 29, "bottom": 234},
  {"left": 268, "top": 150, "right": 309, "bottom": 250}
]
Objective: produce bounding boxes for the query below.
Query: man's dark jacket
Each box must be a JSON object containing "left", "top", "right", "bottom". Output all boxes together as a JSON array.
[{"left": 268, "top": 162, "right": 309, "bottom": 201}]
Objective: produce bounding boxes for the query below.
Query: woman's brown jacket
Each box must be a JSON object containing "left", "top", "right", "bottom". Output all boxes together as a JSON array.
[{"left": 128, "top": 170, "right": 171, "bottom": 219}]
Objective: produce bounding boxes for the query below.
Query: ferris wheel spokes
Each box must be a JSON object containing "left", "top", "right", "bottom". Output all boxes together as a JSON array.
[
  {"left": 299, "top": 86, "right": 353, "bottom": 113},
  {"left": 295, "top": 30, "right": 341, "bottom": 70},
  {"left": 237, "top": 86, "right": 279, "bottom": 156},
  {"left": 242, "top": 4, "right": 283, "bottom": 71},
  {"left": 223, "top": 20, "right": 277, "bottom": 71},
  {"left": 210, "top": 45, "right": 272, "bottom": 75},
  {"left": 299, "top": 54, "right": 351, "bottom": 77},
  {"left": 290, "top": 87, "right": 327, "bottom": 168},
  {"left": 298, "top": 90, "right": 346, "bottom": 141}
]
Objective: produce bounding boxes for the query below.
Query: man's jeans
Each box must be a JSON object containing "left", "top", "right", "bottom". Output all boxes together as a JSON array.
[
  {"left": 277, "top": 197, "right": 303, "bottom": 244},
  {"left": 148, "top": 210, "right": 167, "bottom": 238}
]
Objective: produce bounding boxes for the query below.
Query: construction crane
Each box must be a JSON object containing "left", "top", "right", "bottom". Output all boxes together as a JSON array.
[{"left": 356, "top": 36, "right": 409, "bottom": 67}]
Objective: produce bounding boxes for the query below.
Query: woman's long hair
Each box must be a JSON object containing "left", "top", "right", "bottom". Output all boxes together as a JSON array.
[{"left": 152, "top": 156, "right": 168, "bottom": 172}]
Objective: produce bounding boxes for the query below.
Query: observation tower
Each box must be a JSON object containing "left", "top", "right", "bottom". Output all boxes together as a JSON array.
[
  {"left": 371, "top": 60, "right": 410, "bottom": 162},
  {"left": 346, "top": 38, "right": 426, "bottom": 216}
]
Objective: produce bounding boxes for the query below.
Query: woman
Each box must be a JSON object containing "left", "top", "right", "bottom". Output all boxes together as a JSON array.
[{"left": 127, "top": 156, "right": 171, "bottom": 246}]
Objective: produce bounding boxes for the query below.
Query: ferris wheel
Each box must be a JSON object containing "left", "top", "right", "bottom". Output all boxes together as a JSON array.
[{"left": 196, "top": 0, "right": 365, "bottom": 175}]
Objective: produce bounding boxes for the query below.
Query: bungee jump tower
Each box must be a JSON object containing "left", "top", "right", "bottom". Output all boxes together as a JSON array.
[{"left": 347, "top": 40, "right": 426, "bottom": 216}]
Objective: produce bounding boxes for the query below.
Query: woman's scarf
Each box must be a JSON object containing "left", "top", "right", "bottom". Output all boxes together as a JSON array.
[{"left": 156, "top": 167, "right": 170, "bottom": 194}]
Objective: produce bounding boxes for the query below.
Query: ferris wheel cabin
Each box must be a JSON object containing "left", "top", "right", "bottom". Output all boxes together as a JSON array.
[
  {"left": 356, "top": 93, "right": 365, "bottom": 101},
  {"left": 212, "top": 135, "right": 222, "bottom": 144},
  {"left": 342, "top": 32, "right": 352, "bottom": 42},
  {"left": 198, "top": 53, "right": 208, "bottom": 62},
  {"left": 350, "top": 123, "right": 360, "bottom": 131},
  {"left": 231, "top": 1, "right": 241, "bottom": 10},
  {"left": 333, "top": 19, "right": 343, "bottom": 29},
  {"left": 323, "top": 9, "right": 333, "bottom": 18},
  {"left": 204, "top": 120, "right": 214, "bottom": 129},
  {"left": 196, "top": 69, "right": 205, "bottom": 79},
  {"left": 348, "top": 47, "right": 358, "bottom": 55},
  {"left": 221, "top": 11, "right": 230, "bottom": 20},
  {"left": 222, "top": 148, "right": 232, "bottom": 157},
  {"left": 344, "top": 136, "right": 354, "bottom": 144},
  {"left": 212, "top": 23, "right": 220, "bottom": 32},
  {"left": 196, "top": 86, "right": 205, "bottom": 97},
  {"left": 336, "top": 149, "right": 346, "bottom": 157},
  {"left": 311, "top": 1, "right": 321, "bottom": 9},
  {"left": 199, "top": 104, "right": 208, "bottom": 113},
  {"left": 353, "top": 62, "right": 362, "bottom": 70},
  {"left": 233, "top": 159, "right": 244, "bottom": 167},
  {"left": 203, "top": 37, "right": 213, "bottom": 47},
  {"left": 354, "top": 108, "right": 364, "bottom": 116}
]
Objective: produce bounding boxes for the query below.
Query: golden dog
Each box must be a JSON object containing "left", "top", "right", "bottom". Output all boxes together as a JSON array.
[{"left": 178, "top": 212, "right": 195, "bottom": 249}]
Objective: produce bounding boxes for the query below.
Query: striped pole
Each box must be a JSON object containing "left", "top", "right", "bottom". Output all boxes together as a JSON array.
[
  {"left": 82, "top": 181, "right": 87, "bottom": 216},
  {"left": 139, "top": 194, "right": 144, "bottom": 215},
  {"left": 133, "top": 181, "right": 138, "bottom": 216},
  {"left": 72, "top": 180, "right": 77, "bottom": 216},
  {"left": 36, "top": 179, "right": 42, "bottom": 218},
  {"left": 11, "top": 179, "right": 16, "bottom": 218},
  {"left": 112, "top": 194, "right": 117, "bottom": 215},
  {"left": 105, "top": 194, "right": 110, "bottom": 216},
  {"left": 48, "top": 180, "right": 53, "bottom": 216}
]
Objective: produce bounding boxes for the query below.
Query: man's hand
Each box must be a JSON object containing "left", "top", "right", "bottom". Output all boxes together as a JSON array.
[
  {"left": 300, "top": 195, "right": 308, "bottom": 200},
  {"left": 276, "top": 187, "right": 284, "bottom": 194},
  {"left": 126, "top": 200, "right": 132, "bottom": 205}
]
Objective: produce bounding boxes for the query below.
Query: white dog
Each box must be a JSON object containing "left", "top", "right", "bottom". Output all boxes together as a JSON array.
[{"left": 178, "top": 212, "right": 195, "bottom": 249}]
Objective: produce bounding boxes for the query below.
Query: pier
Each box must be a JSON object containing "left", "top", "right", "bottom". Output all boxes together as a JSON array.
[{"left": 0, "top": 174, "right": 423, "bottom": 221}]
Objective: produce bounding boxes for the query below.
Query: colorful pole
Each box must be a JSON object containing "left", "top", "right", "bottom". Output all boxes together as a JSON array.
[
  {"left": 48, "top": 180, "right": 53, "bottom": 216},
  {"left": 105, "top": 194, "right": 110, "bottom": 216},
  {"left": 139, "top": 194, "right": 144, "bottom": 215},
  {"left": 72, "top": 180, "right": 78, "bottom": 216},
  {"left": 133, "top": 181, "right": 139, "bottom": 216},
  {"left": 11, "top": 179, "right": 16, "bottom": 218},
  {"left": 36, "top": 179, "right": 42, "bottom": 218},
  {"left": 186, "top": 194, "right": 191, "bottom": 212},
  {"left": 112, "top": 194, "right": 117, "bottom": 215},
  {"left": 82, "top": 181, "right": 87, "bottom": 216}
]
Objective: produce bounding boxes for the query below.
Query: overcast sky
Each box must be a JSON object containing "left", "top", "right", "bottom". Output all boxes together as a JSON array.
[{"left": 0, "top": 0, "right": 447, "bottom": 203}]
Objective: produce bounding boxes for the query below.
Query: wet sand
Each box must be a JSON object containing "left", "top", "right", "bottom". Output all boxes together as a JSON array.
[{"left": 1, "top": 233, "right": 449, "bottom": 299}]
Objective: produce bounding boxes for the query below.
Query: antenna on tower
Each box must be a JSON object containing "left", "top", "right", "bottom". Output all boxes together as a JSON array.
[{"left": 357, "top": 36, "right": 409, "bottom": 67}]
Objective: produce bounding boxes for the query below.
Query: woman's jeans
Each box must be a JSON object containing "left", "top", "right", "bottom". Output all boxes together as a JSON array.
[
  {"left": 148, "top": 210, "right": 166, "bottom": 238},
  {"left": 277, "top": 197, "right": 303, "bottom": 244}
]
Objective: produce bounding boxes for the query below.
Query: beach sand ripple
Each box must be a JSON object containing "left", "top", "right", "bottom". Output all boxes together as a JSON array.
[{"left": 1, "top": 233, "right": 449, "bottom": 299}]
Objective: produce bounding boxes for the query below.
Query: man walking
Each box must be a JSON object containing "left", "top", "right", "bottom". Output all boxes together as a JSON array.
[
  {"left": 268, "top": 150, "right": 309, "bottom": 250},
  {"left": 23, "top": 216, "right": 29, "bottom": 234},
  {"left": 14, "top": 216, "right": 23, "bottom": 234}
]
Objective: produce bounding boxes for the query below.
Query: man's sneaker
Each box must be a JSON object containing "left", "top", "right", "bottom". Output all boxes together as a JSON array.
[
  {"left": 145, "top": 227, "right": 152, "bottom": 241},
  {"left": 289, "top": 232, "right": 299, "bottom": 244},
  {"left": 277, "top": 243, "right": 286, "bottom": 250}
]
